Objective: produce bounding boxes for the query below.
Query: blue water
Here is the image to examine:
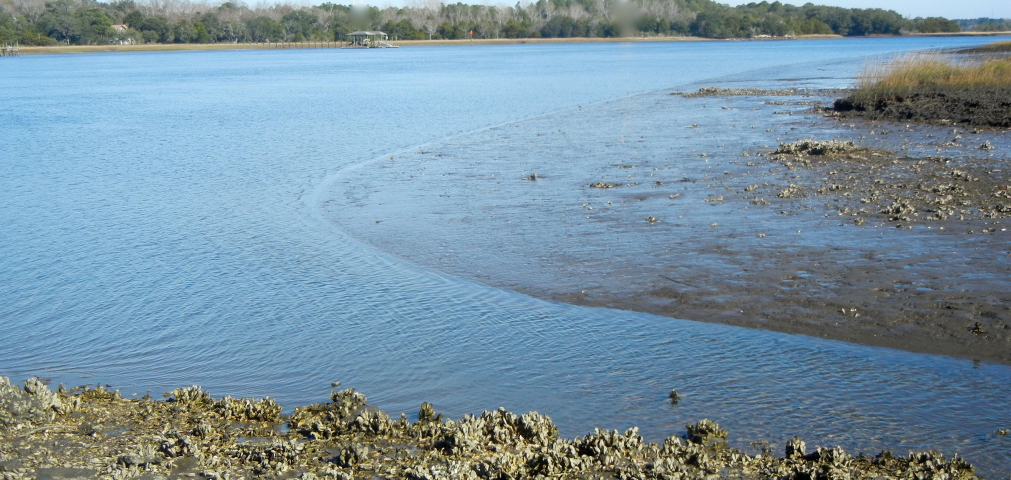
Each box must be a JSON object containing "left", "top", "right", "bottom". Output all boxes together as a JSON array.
[{"left": 2, "top": 37, "right": 1010, "bottom": 475}]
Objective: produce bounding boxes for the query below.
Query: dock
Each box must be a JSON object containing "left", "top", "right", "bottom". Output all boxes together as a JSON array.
[
  {"left": 345, "top": 31, "right": 397, "bottom": 48},
  {"left": 271, "top": 41, "right": 341, "bottom": 49},
  {"left": 2, "top": 43, "right": 19, "bottom": 57}
]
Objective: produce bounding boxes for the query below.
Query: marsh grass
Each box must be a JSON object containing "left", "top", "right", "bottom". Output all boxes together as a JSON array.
[
  {"left": 957, "top": 40, "right": 1011, "bottom": 54},
  {"left": 853, "top": 53, "right": 1011, "bottom": 102}
]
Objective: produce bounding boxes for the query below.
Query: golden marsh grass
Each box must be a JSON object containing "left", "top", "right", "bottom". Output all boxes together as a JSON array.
[{"left": 855, "top": 53, "right": 1011, "bottom": 101}]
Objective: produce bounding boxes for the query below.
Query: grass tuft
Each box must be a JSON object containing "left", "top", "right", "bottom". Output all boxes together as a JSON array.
[{"left": 853, "top": 54, "right": 1011, "bottom": 102}]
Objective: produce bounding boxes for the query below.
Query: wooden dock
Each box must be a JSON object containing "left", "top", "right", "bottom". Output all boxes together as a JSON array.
[
  {"left": 271, "top": 41, "right": 340, "bottom": 49},
  {"left": 267, "top": 39, "right": 396, "bottom": 49},
  {"left": 2, "top": 43, "right": 19, "bottom": 57}
]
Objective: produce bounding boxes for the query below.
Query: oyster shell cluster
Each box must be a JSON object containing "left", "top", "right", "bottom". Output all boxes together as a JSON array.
[
  {"left": 762, "top": 137, "right": 1010, "bottom": 225},
  {"left": 773, "top": 140, "right": 861, "bottom": 156},
  {"left": 0, "top": 377, "right": 980, "bottom": 480},
  {"left": 679, "top": 87, "right": 848, "bottom": 98}
]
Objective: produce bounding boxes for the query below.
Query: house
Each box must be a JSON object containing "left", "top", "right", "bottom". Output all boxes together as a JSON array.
[{"left": 110, "top": 24, "right": 136, "bottom": 45}]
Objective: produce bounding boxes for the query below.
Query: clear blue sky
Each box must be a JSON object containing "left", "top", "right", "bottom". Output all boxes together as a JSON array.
[{"left": 721, "top": 0, "right": 1009, "bottom": 20}]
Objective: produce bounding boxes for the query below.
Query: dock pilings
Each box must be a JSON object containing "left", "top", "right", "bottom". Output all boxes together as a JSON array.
[{"left": 1, "top": 43, "right": 20, "bottom": 57}]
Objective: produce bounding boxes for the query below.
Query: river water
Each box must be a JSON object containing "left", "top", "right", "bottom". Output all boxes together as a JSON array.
[{"left": 1, "top": 37, "right": 1010, "bottom": 475}]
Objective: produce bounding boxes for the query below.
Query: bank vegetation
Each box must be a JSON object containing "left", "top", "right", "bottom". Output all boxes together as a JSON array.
[
  {"left": 0, "top": 0, "right": 975, "bottom": 47},
  {"left": 834, "top": 48, "right": 1011, "bottom": 128}
]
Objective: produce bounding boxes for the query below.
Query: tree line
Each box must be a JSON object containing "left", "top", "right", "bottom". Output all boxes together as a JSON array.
[
  {"left": 0, "top": 0, "right": 976, "bottom": 46},
  {"left": 956, "top": 18, "right": 1011, "bottom": 32}
]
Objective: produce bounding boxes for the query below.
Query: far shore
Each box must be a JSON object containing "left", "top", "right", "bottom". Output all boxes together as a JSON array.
[
  {"left": 14, "top": 32, "right": 1009, "bottom": 55},
  {"left": 13, "top": 35, "right": 821, "bottom": 55}
]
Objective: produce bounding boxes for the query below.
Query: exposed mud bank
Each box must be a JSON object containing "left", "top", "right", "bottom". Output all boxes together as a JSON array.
[
  {"left": 0, "top": 377, "right": 983, "bottom": 480},
  {"left": 832, "top": 88, "right": 1011, "bottom": 128}
]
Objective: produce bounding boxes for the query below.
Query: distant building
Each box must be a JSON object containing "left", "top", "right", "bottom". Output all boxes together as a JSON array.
[{"left": 110, "top": 24, "right": 136, "bottom": 45}]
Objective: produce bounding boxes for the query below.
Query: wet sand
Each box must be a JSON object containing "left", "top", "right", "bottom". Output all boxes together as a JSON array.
[{"left": 325, "top": 84, "right": 1011, "bottom": 364}]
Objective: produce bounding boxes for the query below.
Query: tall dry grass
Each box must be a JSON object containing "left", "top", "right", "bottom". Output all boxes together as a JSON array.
[{"left": 854, "top": 54, "right": 1011, "bottom": 101}]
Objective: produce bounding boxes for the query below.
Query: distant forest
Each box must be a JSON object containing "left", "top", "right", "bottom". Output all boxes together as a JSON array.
[
  {"left": 0, "top": 0, "right": 994, "bottom": 46},
  {"left": 956, "top": 17, "right": 1011, "bottom": 32}
]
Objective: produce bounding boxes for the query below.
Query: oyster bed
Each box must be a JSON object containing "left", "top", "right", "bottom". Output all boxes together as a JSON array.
[{"left": 0, "top": 377, "right": 980, "bottom": 480}]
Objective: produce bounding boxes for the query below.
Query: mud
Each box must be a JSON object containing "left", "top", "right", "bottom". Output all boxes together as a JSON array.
[
  {"left": 0, "top": 376, "right": 983, "bottom": 480},
  {"left": 832, "top": 87, "right": 1011, "bottom": 128}
]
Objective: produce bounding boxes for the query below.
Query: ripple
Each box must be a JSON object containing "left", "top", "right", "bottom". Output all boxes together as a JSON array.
[{"left": 2, "top": 38, "right": 1009, "bottom": 477}]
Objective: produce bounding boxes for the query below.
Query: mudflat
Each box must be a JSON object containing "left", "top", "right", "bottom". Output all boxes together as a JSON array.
[
  {"left": 568, "top": 88, "right": 1011, "bottom": 362},
  {"left": 328, "top": 85, "right": 1010, "bottom": 364}
]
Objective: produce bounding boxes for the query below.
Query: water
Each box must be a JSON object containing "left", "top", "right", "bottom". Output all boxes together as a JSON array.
[{"left": 2, "top": 37, "right": 1010, "bottom": 476}]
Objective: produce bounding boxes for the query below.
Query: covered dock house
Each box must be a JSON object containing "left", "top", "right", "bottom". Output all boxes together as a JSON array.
[{"left": 346, "top": 31, "right": 396, "bottom": 48}]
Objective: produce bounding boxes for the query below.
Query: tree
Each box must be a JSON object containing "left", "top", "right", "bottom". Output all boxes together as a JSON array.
[
  {"left": 848, "top": 8, "right": 905, "bottom": 36},
  {"left": 138, "top": 15, "right": 171, "bottom": 43},
  {"left": 0, "top": 13, "right": 18, "bottom": 44},
  {"left": 691, "top": 10, "right": 726, "bottom": 37},
  {"left": 193, "top": 21, "right": 212, "bottom": 42},
  {"left": 172, "top": 20, "right": 195, "bottom": 43},
  {"left": 123, "top": 10, "right": 143, "bottom": 28},
  {"left": 75, "top": 8, "right": 114, "bottom": 44},
  {"left": 37, "top": 0, "right": 77, "bottom": 43},
  {"left": 382, "top": 19, "right": 426, "bottom": 40},
  {"left": 913, "top": 17, "right": 959, "bottom": 33},
  {"left": 282, "top": 10, "right": 318, "bottom": 41},
  {"left": 0, "top": 0, "right": 966, "bottom": 45},
  {"left": 246, "top": 16, "right": 283, "bottom": 42}
]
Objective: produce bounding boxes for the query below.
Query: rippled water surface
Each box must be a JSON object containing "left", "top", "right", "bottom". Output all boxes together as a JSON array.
[{"left": 2, "top": 38, "right": 1010, "bottom": 475}]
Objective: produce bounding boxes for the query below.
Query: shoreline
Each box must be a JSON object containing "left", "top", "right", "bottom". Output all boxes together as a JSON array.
[
  {"left": 12, "top": 36, "right": 805, "bottom": 55},
  {"left": 0, "top": 377, "right": 984, "bottom": 479},
  {"left": 14, "top": 33, "right": 1010, "bottom": 55}
]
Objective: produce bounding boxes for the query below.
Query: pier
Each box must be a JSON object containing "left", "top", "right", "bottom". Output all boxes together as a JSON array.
[
  {"left": 345, "top": 31, "right": 397, "bottom": 48},
  {"left": 2, "top": 43, "right": 19, "bottom": 57},
  {"left": 271, "top": 41, "right": 340, "bottom": 49}
]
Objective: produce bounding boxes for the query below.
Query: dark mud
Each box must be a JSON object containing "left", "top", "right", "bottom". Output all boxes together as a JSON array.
[
  {"left": 0, "top": 377, "right": 982, "bottom": 480},
  {"left": 832, "top": 87, "right": 1011, "bottom": 128}
]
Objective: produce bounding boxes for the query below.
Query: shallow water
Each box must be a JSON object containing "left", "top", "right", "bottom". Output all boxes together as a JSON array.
[{"left": 2, "top": 37, "right": 1010, "bottom": 475}]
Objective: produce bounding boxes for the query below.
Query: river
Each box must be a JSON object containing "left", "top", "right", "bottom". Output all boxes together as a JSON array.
[{"left": 1, "top": 37, "right": 1009, "bottom": 475}]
